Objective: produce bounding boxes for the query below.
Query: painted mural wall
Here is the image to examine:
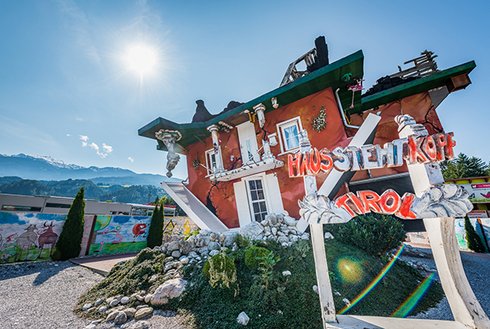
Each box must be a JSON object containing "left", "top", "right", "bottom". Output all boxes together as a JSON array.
[
  {"left": 0, "top": 211, "right": 66, "bottom": 263},
  {"left": 88, "top": 215, "right": 151, "bottom": 256}
]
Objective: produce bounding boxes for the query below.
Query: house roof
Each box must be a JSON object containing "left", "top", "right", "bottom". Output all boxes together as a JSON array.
[
  {"left": 357, "top": 60, "right": 476, "bottom": 114},
  {"left": 138, "top": 50, "right": 365, "bottom": 151},
  {"left": 138, "top": 51, "right": 476, "bottom": 152}
]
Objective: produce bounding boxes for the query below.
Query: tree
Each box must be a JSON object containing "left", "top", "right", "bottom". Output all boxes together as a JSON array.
[
  {"left": 147, "top": 204, "right": 164, "bottom": 248},
  {"left": 441, "top": 153, "right": 488, "bottom": 180},
  {"left": 53, "top": 187, "right": 85, "bottom": 260},
  {"left": 465, "top": 217, "right": 486, "bottom": 253}
]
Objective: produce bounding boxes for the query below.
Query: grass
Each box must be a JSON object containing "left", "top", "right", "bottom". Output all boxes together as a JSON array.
[
  {"left": 76, "top": 239, "right": 443, "bottom": 328},
  {"left": 88, "top": 241, "right": 147, "bottom": 256}
]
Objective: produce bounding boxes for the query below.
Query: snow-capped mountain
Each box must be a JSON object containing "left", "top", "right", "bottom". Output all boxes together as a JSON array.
[{"left": 0, "top": 154, "right": 174, "bottom": 186}]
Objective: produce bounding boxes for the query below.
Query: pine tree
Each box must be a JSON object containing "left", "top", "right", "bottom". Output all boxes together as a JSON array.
[
  {"left": 53, "top": 187, "right": 85, "bottom": 260},
  {"left": 147, "top": 204, "right": 164, "bottom": 248},
  {"left": 441, "top": 153, "right": 488, "bottom": 179},
  {"left": 465, "top": 217, "right": 486, "bottom": 253}
]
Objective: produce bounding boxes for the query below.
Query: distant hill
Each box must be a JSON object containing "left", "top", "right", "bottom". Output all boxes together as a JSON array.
[
  {"left": 0, "top": 176, "right": 165, "bottom": 204},
  {"left": 0, "top": 154, "right": 177, "bottom": 186}
]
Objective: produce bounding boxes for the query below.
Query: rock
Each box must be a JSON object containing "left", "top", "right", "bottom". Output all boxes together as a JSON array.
[
  {"left": 94, "top": 298, "right": 103, "bottom": 306},
  {"left": 207, "top": 241, "right": 220, "bottom": 251},
  {"left": 167, "top": 241, "right": 180, "bottom": 252},
  {"left": 82, "top": 303, "right": 92, "bottom": 311},
  {"left": 277, "top": 236, "right": 289, "bottom": 244},
  {"left": 283, "top": 215, "right": 297, "bottom": 226},
  {"left": 134, "top": 307, "right": 154, "bottom": 320},
  {"left": 334, "top": 291, "right": 341, "bottom": 296},
  {"left": 282, "top": 270, "right": 291, "bottom": 277},
  {"left": 106, "top": 310, "right": 119, "bottom": 322},
  {"left": 237, "top": 311, "right": 250, "bottom": 326},
  {"left": 124, "top": 307, "right": 137, "bottom": 319},
  {"left": 199, "top": 247, "right": 209, "bottom": 256},
  {"left": 136, "top": 305, "right": 148, "bottom": 310},
  {"left": 144, "top": 294, "right": 153, "bottom": 304},
  {"left": 188, "top": 251, "right": 199, "bottom": 259},
  {"left": 210, "top": 232, "right": 219, "bottom": 241},
  {"left": 271, "top": 227, "right": 278, "bottom": 236},
  {"left": 209, "top": 250, "right": 220, "bottom": 257},
  {"left": 84, "top": 324, "right": 96, "bottom": 329},
  {"left": 180, "top": 240, "right": 193, "bottom": 254},
  {"left": 151, "top": 278, "right": 188, "bottom": 306},
  {"left": 324, "top": 232, "right": 334, "bottom": 240},
  {"left": 312, "top": 285, "right": 319, "bottom": 294},
  {"left": 240, "top": 221, "right": 264, "bottom": 240},
  {"left": 98, "top": 305, "right": 108, "bottom": 313},
  {"left": 342, "top": 298, "right": 351, "bottom": 306},
  {"left": 110, "top": 299, "right": 119, "bottom": 307},
  {"left": 171, "top": 250, "right": 181, "bottom": 258},
  {"left": 135, "top": 294, "right": 144, "bottom": 302},
  {"left": 149, "top": 274, "right": 160, "bottom": 283},
  {"left": 223, "top": 231, "right": 238, "bottom": 247},
  {"left": 179, "top": 256, "right": 190, "bottom": 265},
  {"left": 121, "top": 296, "right": 130, "bottom": 304},
  {"left": 114, "top": 311, "right": 127, "bottom": 325}
]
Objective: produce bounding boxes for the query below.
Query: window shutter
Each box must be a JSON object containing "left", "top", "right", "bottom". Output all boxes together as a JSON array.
[
  {"left": 265, "top": 174, "right": 284, "bottom": 214},
  {"left": 233, "top": 180, "right": 252, "bottom": 227}
]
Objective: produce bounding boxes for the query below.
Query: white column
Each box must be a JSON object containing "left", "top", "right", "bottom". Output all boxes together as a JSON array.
[
  {"left": 253, "top": 103, "right": 266, "bottom": 128},
  {"left": 207, "top": 125, "right": 222, "bottom": 172}
]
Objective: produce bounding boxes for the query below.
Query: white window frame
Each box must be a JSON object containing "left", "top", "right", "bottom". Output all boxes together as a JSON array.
[
  {"left": 205, "top": 147, "right": 223, "bottom": 175},
  {"left": 243, "top": 174, "right": 270, "bottom": 222},
  {"left": 276, "top": 116, "right": 303, "bottom": 155}
]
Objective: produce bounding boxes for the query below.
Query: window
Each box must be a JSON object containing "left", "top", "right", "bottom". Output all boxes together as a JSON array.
[
  {"left": 237, "top": 121, "right": 260, "bottom": 164},
  {"left": 205, "top": 148, "right": 222, "bottom": 175},
  {"left": 45, "top": 202, "right": 71, "bottom": 209},
  {"left": 246, "top": 178, "right": 268, "bottom": 222},
  {"left": 277, "top": 117, "right": 303, "bottom": 153},
  {"left": 1, "top": 205, "right": 42, "bottom": 212}
]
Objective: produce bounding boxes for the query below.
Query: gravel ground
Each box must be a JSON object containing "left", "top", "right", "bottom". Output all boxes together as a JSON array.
[
  {"left": 1, "top": 249, "right": 488, "bottom": 328},
  {"left": 403, "top": 247, "right": 490, "bottom": 321},
  {"left": 0, "top": 261, "right": 193, "bottom": 329}
]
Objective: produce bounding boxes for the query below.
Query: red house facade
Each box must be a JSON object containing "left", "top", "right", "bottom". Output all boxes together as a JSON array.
[{"left": 139, "top": 39, "right": 475, "bottom": 231}]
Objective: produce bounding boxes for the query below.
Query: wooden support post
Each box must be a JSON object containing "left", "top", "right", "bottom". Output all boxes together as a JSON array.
[
  {"left": 424, "top": 217, "right": 490, "bottom": 329},
  {"left": 396, "top": 115, "right": 490, "bottom": 329}
]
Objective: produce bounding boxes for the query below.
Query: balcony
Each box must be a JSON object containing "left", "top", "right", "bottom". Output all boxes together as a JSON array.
[{"left": 209, "top": 157, "right": 284, "bottom": 182}]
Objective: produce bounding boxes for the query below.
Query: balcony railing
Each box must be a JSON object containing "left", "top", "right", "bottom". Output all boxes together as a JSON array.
[{"left": 208, "top": 157, "right": 284, "bottom": 182}]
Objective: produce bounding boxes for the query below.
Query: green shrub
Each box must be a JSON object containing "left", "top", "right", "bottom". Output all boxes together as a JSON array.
[
  {"left": 465, "top": 217, "right": 486, "bottom": 253},
  {"left": 147, "top": 204, "right": 164, "bottom": 248},
  {"left": 203, "top": 252, "right": 238, "bottom": 295},
  {"left": 53, "top": 187, "right": 85, "bottom": 260},
  {"left": 244, "top": 246, "right": 273, "bottom": 269},
  {"left": 334, "top": 214, "right": 406, "bottom": 256}
]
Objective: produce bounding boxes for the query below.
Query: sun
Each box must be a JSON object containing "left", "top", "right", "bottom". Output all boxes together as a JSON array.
[{"left": 123, "top": 44, "right": 158, "bottom": 79}]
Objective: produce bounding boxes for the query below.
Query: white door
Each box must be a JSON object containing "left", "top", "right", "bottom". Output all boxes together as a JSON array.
[
  {"left": 245, "top": 177, "right": 268, "bottom": 222},
  {"left": 237, "top": 121, "right": 260, "bottom": 164}
]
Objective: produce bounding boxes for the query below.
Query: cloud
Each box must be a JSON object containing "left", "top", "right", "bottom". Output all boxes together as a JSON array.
[
  {"left": 66, "top": 133, "right": 71, "bottom": 137},
  {"left": 128, "top": 156, "right": 134, "bottom": 163},
  {"left": 102, "top": 143, "right": 113, "bottom": 154},
  {"left": 79, "top": 135, "right": 89, "bottom": 147}
]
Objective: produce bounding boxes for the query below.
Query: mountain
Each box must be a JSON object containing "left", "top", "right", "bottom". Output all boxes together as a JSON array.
[
  {"left": 0, "top": 154, "right": 177, "bottom": 186},
  {"left": 0, "top": 176, "right": 164, "bottom": 204}
]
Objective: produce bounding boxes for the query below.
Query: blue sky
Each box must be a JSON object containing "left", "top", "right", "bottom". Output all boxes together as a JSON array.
[{"left": 0, "top": 1, "right": 488, "bottom": 179}]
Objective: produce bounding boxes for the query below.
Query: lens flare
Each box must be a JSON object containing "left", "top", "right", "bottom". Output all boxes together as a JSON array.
[
  {"left": 391, "top": 273, "right": 435, "bottom": 318},
  {"left": 338, "top": 244, "right": 404, "bottom": 314},
  {"left": 337, "top": 257, "right": 364, "bottom": 284},
  {"left": 123, "top": 43, "right": 158, "bottom": 79}
]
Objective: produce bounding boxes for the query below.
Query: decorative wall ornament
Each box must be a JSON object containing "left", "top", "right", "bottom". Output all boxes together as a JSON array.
[
  {"left": 411, "top": 184, "right": 473, "bottom": 218},
  {"left": 155, "top": 129, "right": 182, "bottom": 178},
  {"left": 297, "top": 184, "right": 473, "bottom": 226},
  {"left": 312, "top": 106, "right": 327, "bottom": 132}
]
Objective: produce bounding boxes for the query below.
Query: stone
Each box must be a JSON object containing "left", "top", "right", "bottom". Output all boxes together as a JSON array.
[
  {"left": 135, "top": 294, "right": 144, "bottom": 302},
  {"left": 240, "top": 221, "right": 264, "bottom": 240},
  {"left": 110, "top": 299, "right": 119, "bottom": 307},
  {"left": 266, "top": 213, "right": 278, "bottom": 225},
  {"left": 121, "top": 296, "right": 130, "bottom": 304},
  {"left": 271, "top": 227, "right": 278, "bottom": 236},
  {"left": 207, "top": 241, "right": 220, "bottom": 251},
  {"left": 149, "top": 274, "right": 160, "bottom": 283},
  {"left": 312, "top": 285, "right": 319, "bottom": 294},
  {"left": 167, "top": 241, "right": 180, "bottom": 252},
  {"left": 284, "top": 215, "right": 297, "bottom": 226},
  {"left": 180, "top": 240, "right": 193, "bottom": 254},
  {"left": 124, "top": 307, "right": 137, "bottom": 319},
  {"left": 114, "top": 311, "right": 127, "bottom": 325},
  {"left": 171, "top": 250, "right": 181, "bottom": 258},
  {"left": 151, "top": 278, "right": 188, "bottom": 306},
  {"left": 210, "top": 232, "right": 219, "bottom": 241},
  {"left": 144, "top": 294, "right": 153, "bottom": 304},
  {"left": 324, "top": 232, "right": 334, "bottom": 240},
  {"left": 237, "top": 311, "right": 250, "bottom": 326},
  {"left": 223, "top": 231, "right": 238, "bottom": 247},
  {"left": 129, "top": 320, "right": 150, "bottom": 329},
  {"left": 136, "top": 305, "right": 147, "bottom": 310},
  {"left": 209, "top": 250, "right": 220, "bottom": 257},
  {"left": 84, "top": 324, "right": 96, "bottom": 329},
  {"left": 342, "top": 298, "right": 351, "bottom": 306},
  {"left": 199, "top": 247, "right": 209, "bottom": 256},
  {"left": 188, "top": 251, "right": 199, "bottom": 259},
  {"left": 106, "top": 310, "right": 119, "bottom": 322},
  {"left": 134, "top": 307, "right": 154, "bottom": 320},
  {"left": 94, "top": 298, "right": 103, "bottom": 306},
  {"left": 282, "top": 270, "right": 291, "bottom": 277},
  {"left": 98, "top": 306, "right": 108, "bottom": 313},
  {"left": 82, "top": 303, "right": 92, "bottom": 311},
  {"left": 179, "top": 256, "right": 190, "bottom": 265}
]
